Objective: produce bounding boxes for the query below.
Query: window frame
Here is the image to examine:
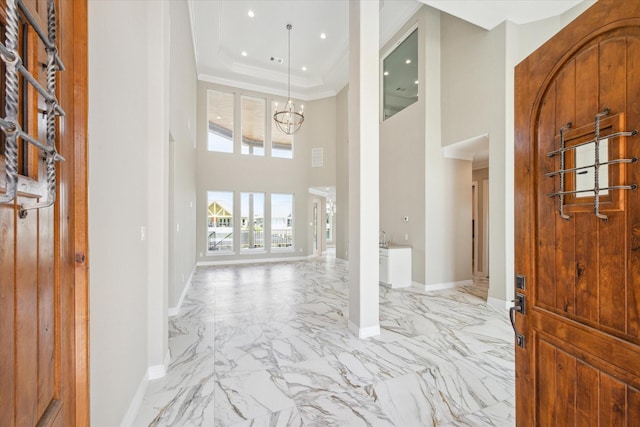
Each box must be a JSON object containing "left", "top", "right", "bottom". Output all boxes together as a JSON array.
[
  {"left": 240, "top": 95, "right": 266, "bottom": 156},
  {"left": 207, "top": 90, "right": 235, "bottom": 154},
  {"left": 206, "top": 190, "right": 235, "bottom": 254},
  {"left": 270, "top": 192, "right": 295, "bottom": 251}
]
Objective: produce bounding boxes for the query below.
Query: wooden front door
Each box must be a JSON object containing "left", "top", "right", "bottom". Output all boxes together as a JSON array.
[
  {"left": 0, "top": 0, "right": 88, "bottom": 426},
  {"left": 515, "top": 0, "right": 640, "bottom": 424}
]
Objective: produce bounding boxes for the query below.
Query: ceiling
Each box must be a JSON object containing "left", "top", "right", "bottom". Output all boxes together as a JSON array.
[{"left": 189, "top": 0, "right": 588, "bottom": 101}]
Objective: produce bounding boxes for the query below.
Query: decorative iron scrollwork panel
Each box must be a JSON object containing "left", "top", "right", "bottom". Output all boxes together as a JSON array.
[
  {"left": 546, "top": 109, "right": 638, "bottom": 221},
  {"left": 0, "top": 0, "right": 65, "bottom": 217}
]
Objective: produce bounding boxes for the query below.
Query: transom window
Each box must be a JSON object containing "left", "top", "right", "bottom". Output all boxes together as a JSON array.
[
  {"left": 241, "top": 96, "right": 265, "bottom": 156},
  {"left": 207, "top": 90, "right": 234, "bottom": 153}
]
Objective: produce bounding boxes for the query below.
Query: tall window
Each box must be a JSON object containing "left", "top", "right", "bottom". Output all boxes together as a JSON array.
[
  {"left": 241, "top": 192, "right": 265, "bottom": 251},
  {"left": 382, "top": 29, "right": 418, "bottom": 120},
  {"left": 207, "top": 90, "right": 234, "bottom": 153},
  {"left": 271, "top": 193, "right": 294, "bottom": 250},
  {"left": 241, "top": 96, "right": 265, "bottom": 156},
  {"left": 271, "top": 100, "right": 293, "bottom": 158},
  {"left": 207, "top": 191, "right": 234, "bottom": 253}
]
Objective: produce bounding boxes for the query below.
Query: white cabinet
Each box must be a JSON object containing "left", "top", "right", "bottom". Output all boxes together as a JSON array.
[{"left": 379, "top": 245, "right": 412, "bottom": 288}]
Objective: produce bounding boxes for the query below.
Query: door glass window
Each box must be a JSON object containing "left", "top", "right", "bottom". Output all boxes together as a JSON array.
[{"left": 574, "top": 139, "right": 608, "bottom": 197}]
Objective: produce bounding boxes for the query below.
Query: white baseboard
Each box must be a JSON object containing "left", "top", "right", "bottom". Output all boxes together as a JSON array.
[
  {"left": 148, "top": 350, "right": 171, "bottom": 381},
  {"left": 168, "top": 265, "right": 196, "bottom": 317},
  {"left": 348, "top": 320, "right": 380, "bottom": 339},
  {"left": 488, "top": 296, "right": 511, "bottom": 310},
  {"left": 120, "top": 350, "right": 170, "bottom": 427},
  {"left": 119, "top": 372, "right": 148, "bottom": 427},
  {"left": 414, "top": 279, "right": 473, "bottom": 292},
  {"left": 197, "top": 254, "right": 313, "bottom": 267}
]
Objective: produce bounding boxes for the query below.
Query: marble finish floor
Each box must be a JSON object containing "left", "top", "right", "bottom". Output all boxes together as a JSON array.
[{"left": 135, "top": 255, "right": 515, "bottom": 426}]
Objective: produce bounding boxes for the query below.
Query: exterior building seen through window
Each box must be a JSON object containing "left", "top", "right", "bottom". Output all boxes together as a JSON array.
[
  {"left": 241, "top": 192, "right": 265, "bottom": 251},
  {"left": 271, "top": 193, "right": 294, "bottom": 249},
  {"left": 207, "top": 191, "right": 234, "bottom": 252}
]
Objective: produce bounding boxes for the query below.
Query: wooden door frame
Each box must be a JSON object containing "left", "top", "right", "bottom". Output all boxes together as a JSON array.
[
  {"left": 67, "top": 0, "right": 89, "bottom": 424},
  {"left": 515, "top": 0, "right": 640, "bottom": 423}
]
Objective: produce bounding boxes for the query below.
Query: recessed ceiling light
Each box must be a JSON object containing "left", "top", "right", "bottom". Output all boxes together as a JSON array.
[
  {"left": 248, "top": 10, "right": 255, "bottom": 18},
  {"left": 302, "top": 66, "right": 307, "bottom": 71},
  {"left": 414, "top": 80, "right": 419, "bottom": 84},
  {"left": 405, "top": 59, "right": 411, "bottom": 64},
  {"left": 320, "top": 33, "right": 326, "bottom": 39},
  {"left": 216, "top": 116, "right": 221, "bottom": 120},
  {"left": 241, "top": 51, "right": 247, "bottom": 56},
  {"left": 383, "top": 71, "right": 389, "bottom": 76}
]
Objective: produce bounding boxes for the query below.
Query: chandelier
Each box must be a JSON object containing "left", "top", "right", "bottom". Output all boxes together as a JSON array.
[{"left": 273, "top": 24, "right": 304, "bottom": 135}]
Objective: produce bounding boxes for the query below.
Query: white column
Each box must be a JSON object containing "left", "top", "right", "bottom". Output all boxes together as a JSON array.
[{"left": 348, "top": 0, "right": 380, "bottom": 339}]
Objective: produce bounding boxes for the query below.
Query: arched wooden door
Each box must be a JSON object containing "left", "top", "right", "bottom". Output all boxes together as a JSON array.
[
  {"left": 515, "top": 0, "right": 640, "bottom": 424},
  {"left": 0, "top": 0, "right": 88, "bottom": 425}
]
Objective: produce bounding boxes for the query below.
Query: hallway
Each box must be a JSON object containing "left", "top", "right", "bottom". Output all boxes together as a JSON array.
[{"left": 135, "top": 255, "right": 514, "bottom": 426}]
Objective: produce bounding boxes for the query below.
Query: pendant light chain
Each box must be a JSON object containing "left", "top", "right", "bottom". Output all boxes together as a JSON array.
[
  {"left": 287, "top": 24, "right": 291, "bottom": 104},
  {"left": 273, "top": 23, "right": 304, "bottom": 135}
]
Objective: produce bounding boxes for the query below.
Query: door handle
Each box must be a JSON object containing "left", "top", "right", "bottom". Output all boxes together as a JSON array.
[{"left": 510, "top": 293, "right": 526, "bottom": 348}]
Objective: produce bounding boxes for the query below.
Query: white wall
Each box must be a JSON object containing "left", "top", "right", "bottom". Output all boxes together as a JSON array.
[
  {"left": 440, "top": 1, "right": 597, "bottom": 306},
  {"left": 89, "top": 0, "right": 197, "bottom": 424},
  {"left": 379, "top": 90, "right": 426, "bottom": 283},
  {"left": 169, "top": 0, "right": 198, "bottom": 310},
  {"left": 88, "top": 1, "right": 169, "bottom": 426},
  {"left": 195, "top": 81, "right": 337, "bottom": 263},
  {"left": 335, "top": 86, "right": 349, "bottom": 260}
]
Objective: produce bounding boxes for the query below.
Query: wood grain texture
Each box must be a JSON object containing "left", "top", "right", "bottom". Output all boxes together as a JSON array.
[
  {"left": 554, "top": 62, "right": 577, "bottom": 316},
  {"left": 555, "top": 349, "right": 577, "bottom": 426},
  {"left": 37, "top": 205, "right": 55, "bottom": 420},
  {"left": 0, "top": 204, "right": 15, "bottom": 425},
  {"left": 536, "top": 340, "right": 557, "bottom": 425},
  {"left": 576, "top": 361, "right": 598, "bottom": 427},
  {"left": 598, "top": 38, "right": 627, "bottom": 334},
  {"left": 515, "top": 1, "right": 640, "bottom": 424},
  {"left": 69, "top": 0, "right": 89, "bottom": 423},
  {"left": 0, "top": 1, "right": 89, "bottom": 425},
  {"left": 536, "top": 82, "right": 557, "bottom": 310},
  {"left": 574, "top": 46, "right": 600, "bottom": 324},
  {"left": 626, "top": 37, "right": 640, "bottom": 341},
  {"left": 15, "top": 203, "right": 39, "bottom": 426},
  {"left": 599, "top": 374, "right": 626, "bottom": 426}
]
